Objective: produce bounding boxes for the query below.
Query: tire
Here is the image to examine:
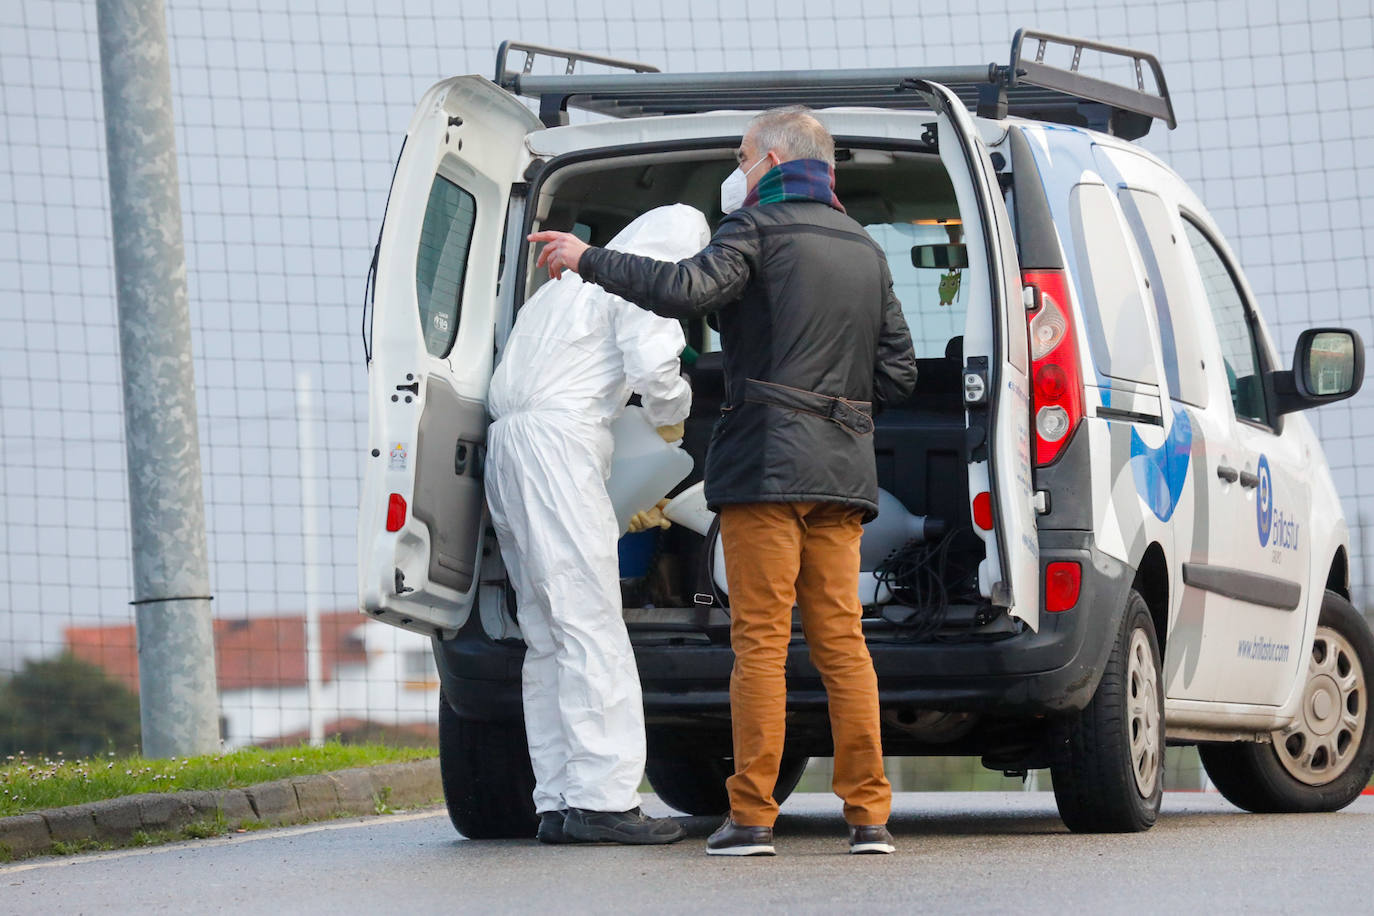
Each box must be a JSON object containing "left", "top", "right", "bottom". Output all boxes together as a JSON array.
[
  {"left": 1051, "top": 588, "right": 1164, "bottom": 833},
  {"left": 438, "top": 689, "right": 538, "bottom": 839},
  {"left": 645, "top": 746, "right": 809, "bottom": 817},
  {"left": 1199, "top": 590, "right": 1374, "bottom": 814}
]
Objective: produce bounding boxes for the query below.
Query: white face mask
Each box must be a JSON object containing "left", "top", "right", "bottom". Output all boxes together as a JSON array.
[{"left": 720, "top": 155, "right": 769, "bottom": 214}]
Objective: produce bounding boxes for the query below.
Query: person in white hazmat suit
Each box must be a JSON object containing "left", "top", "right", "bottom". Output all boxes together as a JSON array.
[{"left": 485, "top": 204, "right": 709, "bottom": 845}]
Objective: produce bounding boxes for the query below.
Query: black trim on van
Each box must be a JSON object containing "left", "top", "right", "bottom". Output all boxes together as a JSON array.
[
  {"left": 1008, "top": 126, "right": 1063, "bottom": 270},
  {"left": 1182, "top": 563, "right": 1303, "bottom": 611}
]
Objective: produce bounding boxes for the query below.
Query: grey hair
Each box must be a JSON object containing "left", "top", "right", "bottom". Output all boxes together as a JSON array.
[{"left": 746, "top": 106, "right": 835, "bottom": 166}]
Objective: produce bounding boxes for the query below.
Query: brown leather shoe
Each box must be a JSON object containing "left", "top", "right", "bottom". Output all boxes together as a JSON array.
[
  {"left": 706, "top": 818, "right": 775, "bottom": 856},
  {"left": 848, "top": 823, "right": 895, "bottom": 854}
]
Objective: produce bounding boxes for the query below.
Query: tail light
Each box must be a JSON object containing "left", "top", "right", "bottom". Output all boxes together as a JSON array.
[
  {"left": 1024, "top": 269, "right": 1084, "bottom": 465},
  {"left": 386, "top": 493, "right": 407, "bottom": 532},
  {"left": 1045, "top": 561, "right": 1082, "bottom": 612}
]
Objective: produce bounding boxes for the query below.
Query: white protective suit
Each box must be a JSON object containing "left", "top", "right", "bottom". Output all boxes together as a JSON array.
[{"left": 485, "top": 204, "right": 710, "bottom": 814}]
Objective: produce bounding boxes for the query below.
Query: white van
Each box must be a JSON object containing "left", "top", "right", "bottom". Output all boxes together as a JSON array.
[{"left": 358, "top": 29, "right": 1372, "bottom": 837}]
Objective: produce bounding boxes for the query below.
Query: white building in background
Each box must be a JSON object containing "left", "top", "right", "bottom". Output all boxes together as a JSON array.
[{"left": 66, "top": 612, "right": 439, "bottom": 748}]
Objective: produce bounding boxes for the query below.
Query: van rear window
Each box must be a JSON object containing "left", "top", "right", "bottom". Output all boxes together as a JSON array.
[
  {"left": 1117, "top": 189, "right": 1209, "bottom": 407},
  {"left": 1068, "top": 183, "right": 1159, "bottom": 386},
  {"left": 415, "top": 175, "right": 477, "bottom": 358}
]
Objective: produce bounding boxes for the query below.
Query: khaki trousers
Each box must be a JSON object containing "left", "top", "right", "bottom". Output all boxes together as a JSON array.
[{"left": 718, "top": 501, "right": 891, "bottom": 827}]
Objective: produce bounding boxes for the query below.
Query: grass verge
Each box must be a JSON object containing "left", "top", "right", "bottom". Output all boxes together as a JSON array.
[{"left": 0, "top": 742, "right": 436, "bottom": 818}]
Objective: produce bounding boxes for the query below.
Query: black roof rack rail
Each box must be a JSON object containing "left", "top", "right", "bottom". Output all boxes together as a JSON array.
[
  {"left": 1005, "top": 28, "right": 1176, "bottom": 137},
  {"left": 494, "top": 41, "right": 658, "bottom": 83},
  {"left": 497, "top": 29, "right": 1175, "bottom": 141}
]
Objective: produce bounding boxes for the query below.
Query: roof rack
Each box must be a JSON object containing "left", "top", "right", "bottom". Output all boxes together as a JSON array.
[{"left": 494, "top": 28, "right": 1176, "bottom": 141}]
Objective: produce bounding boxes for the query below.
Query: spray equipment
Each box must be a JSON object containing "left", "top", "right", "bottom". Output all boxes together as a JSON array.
[{"left": 663, "top": 483, "right": 944, "bottom": 604}]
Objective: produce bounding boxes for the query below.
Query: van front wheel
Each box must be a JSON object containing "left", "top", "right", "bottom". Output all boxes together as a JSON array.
[
  {"left": 1051, "top": 588, "right": 1164, "bottom": 832},
  {"left": 1199, "top": 590, "right": 1374, "bottom": 813}
]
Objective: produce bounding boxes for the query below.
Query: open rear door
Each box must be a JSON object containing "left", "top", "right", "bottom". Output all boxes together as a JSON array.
[
  {"left": 358, "top": 76, "right": 541, "bottom": 638},
  {"left": 907, "top": 80, "right": 1041, "bottom": 630}
]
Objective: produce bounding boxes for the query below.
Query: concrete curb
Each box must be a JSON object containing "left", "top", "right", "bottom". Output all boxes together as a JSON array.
[{"left": 0, "top": 759, "right": 442, "bottom": 861}]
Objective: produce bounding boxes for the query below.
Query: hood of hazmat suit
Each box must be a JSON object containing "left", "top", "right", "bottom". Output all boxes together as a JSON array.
[
  {"left": 488, "top": 203, "right": 709, "bottom": 429},
  {"left": 483, "top": 204, "right": 709, "bottom": 815}
]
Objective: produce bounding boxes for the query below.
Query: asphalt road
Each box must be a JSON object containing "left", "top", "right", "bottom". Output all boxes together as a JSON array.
[{"left": 4, "top": 791, "right": 1370, "bottom": 914}]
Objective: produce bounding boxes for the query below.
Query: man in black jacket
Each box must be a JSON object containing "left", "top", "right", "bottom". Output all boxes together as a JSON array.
[{"left": 529, "top": 106, "right": 918, "bottom": 856}]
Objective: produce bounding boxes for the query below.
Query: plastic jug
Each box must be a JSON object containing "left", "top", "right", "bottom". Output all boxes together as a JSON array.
[{"left": 606, "top": 406, "right": 694, "bottom": 535}]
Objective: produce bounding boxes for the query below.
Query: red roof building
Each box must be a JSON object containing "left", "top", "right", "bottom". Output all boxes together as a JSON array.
[{"left": 65, "top": 611, "right": 370, "bottom": 693}]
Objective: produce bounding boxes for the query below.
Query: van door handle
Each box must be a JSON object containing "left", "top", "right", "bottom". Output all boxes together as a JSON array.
[
  {"left": 1216, "top": 465, "right": 1239, "bottom": 483},
  {"left": 1238, "top": 470, "right": 1260, "bottom": 489}
]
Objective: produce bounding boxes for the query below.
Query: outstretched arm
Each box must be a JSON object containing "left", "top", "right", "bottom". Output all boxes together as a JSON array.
[{"left": 528, "top": 212, "right": 757, "bottom": 320}]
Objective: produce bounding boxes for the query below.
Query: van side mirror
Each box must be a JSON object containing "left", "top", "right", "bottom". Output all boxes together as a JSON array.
[
  {"left": 1273, "top": 328, "right": 1364, "bottom": 414},
  {"left": 911, "top": 244, "right": 968, "bottom": 270}
]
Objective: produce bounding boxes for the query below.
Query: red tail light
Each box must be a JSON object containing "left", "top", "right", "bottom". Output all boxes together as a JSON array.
[
  {"left": 1024, "top": 269, "right": 1084, "bottom": 466},
  {"left": 1045, "top": 561, "right": 1082, "bottom": 612},
  {"left": 386, "top": 493, "right": 407, "bottom": 532},
  {"left": 972, "top": 491, "right": 993, "bottom": 531}
]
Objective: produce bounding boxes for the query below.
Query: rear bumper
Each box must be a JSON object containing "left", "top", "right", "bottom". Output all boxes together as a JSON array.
[{"left": 436, "top": 530, "right": 1131, "bottom": 722}]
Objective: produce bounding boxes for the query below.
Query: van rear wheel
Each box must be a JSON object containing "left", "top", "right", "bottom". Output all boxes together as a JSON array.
[
  {"left": 438, "top": 689, "right": 538, "bottom": 839},
  {"left": 645, "top": 742, "right": 808, "bottom": 816},
  {"left": 1051, "top": 588, "right": 1164, "bottom": 832},
  {"left": 1199, "top": 590, "right": 1374, "bottom": 813}
]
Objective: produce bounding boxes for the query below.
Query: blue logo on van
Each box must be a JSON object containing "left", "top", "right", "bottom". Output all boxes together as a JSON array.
[
  {"left": 1130, "top": 406, "right": 1192, "bottom": 522},
  {"left": 1256, "top": 455, "right": 1273, "bottom": 546}
]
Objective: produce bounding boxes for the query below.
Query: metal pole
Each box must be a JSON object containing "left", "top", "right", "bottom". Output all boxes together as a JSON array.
[
  {"left": 97, "top": 0, "right": 220, "bottom": 758},
  {"left": 297, "top": 370, "right": 325, "bottom": 747}
]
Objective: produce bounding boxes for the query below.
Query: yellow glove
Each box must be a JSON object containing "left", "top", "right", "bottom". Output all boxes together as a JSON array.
[
  {"left": 655, "top": 421, "right": 685, "bottom": 443},
  {"left": 626, "top": 499, "right": 672, "bottom": 533}
]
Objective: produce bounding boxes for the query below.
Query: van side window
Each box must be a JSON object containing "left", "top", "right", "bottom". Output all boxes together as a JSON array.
[
  {"left": 1117, "top": 190, "right": 1209, "bottom": 407},
  {"left": 1180, "top": 219, "right": 1268, "bottom": 425},
  {"left": 1068, "top": 183, "right": 1158, "bottom": 385},
  {"left": 415, "top": 175, "right": 477, "bottom": 358}
]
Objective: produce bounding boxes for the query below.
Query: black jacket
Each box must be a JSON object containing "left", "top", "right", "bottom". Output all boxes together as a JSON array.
[{"left": 580, "top": 199, "right": 918, "bottom": 520}]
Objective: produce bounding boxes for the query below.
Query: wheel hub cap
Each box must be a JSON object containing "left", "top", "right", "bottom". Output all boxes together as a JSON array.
[
  {"left": 1127, "top": 628, "right": 1162, "bottom": 797},
  {"left": 1273, "top": 625, "right": 1366, "bottom": 787}
]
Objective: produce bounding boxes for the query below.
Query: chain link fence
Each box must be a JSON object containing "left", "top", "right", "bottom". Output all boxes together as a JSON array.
[{"left": 2, "top": 0, "right": 1370, "bottom": 791}]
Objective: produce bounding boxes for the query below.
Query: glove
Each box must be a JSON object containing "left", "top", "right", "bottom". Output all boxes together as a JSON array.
[
  {"left": 656, "top": 421, "right": 685, "bottom": 443},
  {"left": 627, "top": 499, "right": 672, "bottom": 534}
]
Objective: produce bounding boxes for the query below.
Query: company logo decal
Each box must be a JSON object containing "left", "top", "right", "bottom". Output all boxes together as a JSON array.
[
  {"left": 1130, "top": 406, "right": 1192, "bottom": 522},
  {"left": 1256, "top": 455, "right": 1272, "bottom": 545},
  {"left": 1256, "top": 454, "right": 1300, "bottom": 551}
]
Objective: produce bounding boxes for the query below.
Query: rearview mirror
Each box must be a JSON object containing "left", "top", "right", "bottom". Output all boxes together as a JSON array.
[
  {"left": 1274, "top": 327, "right": 1364, "bottom": 414},
  {"left": 911, "top": 244, "right": 968, "bottom": 270}
]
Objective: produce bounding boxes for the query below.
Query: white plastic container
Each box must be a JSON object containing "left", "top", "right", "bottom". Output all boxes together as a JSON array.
[{"left": 606, "top": 406, "right": 694, "bottom": 535}]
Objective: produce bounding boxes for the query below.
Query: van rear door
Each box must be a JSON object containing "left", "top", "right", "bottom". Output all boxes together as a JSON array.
[
  {"left": 908, "top": 80, "right": 1040, "bottom": 631},
  {"left": 358, "top": 76, "right": 541, "bottom": 638}
]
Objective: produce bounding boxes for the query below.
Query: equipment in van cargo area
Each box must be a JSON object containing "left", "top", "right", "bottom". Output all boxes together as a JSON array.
[
  {"left": 688, "top": 486, "right": 946, "bottom": 607},
  {"left": 359, "top": 27, "right": 1373, "bottom": 842}
]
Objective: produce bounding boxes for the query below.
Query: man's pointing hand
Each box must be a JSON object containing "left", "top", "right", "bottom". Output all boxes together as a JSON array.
[{"left": 528, "top": 230, "right": 590, "bottom": 280}]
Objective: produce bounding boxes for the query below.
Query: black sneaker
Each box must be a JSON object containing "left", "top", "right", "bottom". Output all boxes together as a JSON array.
[
  {"left": 563, "top": 807, "right": 685, "bottom": 845},
  {"left": 537, "top": 809, "right": 574, "bottom": 845},
  {"left": 848, "top": 824, "right": 895, "bottom": 854},
  {"left": 706, "top": 818, "right": 775, "bottom": 856}
]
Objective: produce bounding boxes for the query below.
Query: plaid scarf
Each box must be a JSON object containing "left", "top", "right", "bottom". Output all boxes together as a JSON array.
[{"left": 743, "top": 158, "right": 845, "bottom": 213}]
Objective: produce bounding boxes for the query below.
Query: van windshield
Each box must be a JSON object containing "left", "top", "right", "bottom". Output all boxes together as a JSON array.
[{"left": 865, "top": 222, "right": 966, "bottom": 361}]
